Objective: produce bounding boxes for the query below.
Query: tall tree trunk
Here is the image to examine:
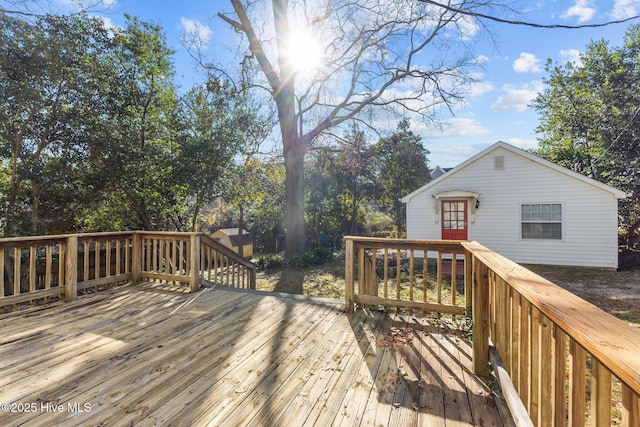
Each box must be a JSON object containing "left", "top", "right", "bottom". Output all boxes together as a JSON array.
[
  {"left": 350, "top": 195, "right": 358, "bottom": 235},
  {"left": 238, "top": 204, "right": 244, "bottom": 258},
  {"left": 283, "top": 134, "right": 306, "bottom": 257},
  {"left": 30, "top": 182, "right": 41, "bottom": 235},
  {"left": 227, "top": 0, "right": 307, "bottom": 258},
  {"left": 190, "top": 202, "right": 201, "bottom": 232},
  {"left": 273, "top": 0, "right": 306, "bottom": 258}
]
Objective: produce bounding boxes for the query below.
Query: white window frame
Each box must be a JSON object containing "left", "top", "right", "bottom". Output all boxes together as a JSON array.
[{"left": 520, "top": 203, "right": 563, "bottom": 240}]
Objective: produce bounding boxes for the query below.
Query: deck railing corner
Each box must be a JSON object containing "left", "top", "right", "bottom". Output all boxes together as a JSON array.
[{"left": 0, "top": 231, "right": 256, "bottom": 310}]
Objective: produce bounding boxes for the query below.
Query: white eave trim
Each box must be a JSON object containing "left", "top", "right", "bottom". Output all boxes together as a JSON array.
[{"left": 432, "top": 190, "right": 481, "bottom": 199}]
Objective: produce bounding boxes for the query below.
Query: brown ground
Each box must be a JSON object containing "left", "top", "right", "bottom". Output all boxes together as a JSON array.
[
  {"left": 256, "top": 256, "right": 640, "bottom": 328},
  {"left": 517, "top": 265, "right": 640, "bottom": 328}
]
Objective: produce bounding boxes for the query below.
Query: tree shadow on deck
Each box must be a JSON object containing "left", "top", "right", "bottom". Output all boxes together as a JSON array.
[
  {"left": 272, "top": 268, "right": 306, "bottom": 295},
  {"left": 347, "top": 310, "right": 503, "bottom": 425}
]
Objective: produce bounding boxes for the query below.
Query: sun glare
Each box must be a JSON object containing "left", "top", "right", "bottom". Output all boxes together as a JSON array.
[{"left": 285, "top": 31, "right": 323, "bottom": 74}]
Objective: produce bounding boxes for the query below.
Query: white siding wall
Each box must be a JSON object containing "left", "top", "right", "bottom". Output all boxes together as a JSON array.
[{"left": 406, "top": 147, "right": 620, "bottom": 268}]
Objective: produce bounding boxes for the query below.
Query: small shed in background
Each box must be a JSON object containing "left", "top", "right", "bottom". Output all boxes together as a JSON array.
[{"left": 211, "top": 228, "right": 253, "bottom": 258}]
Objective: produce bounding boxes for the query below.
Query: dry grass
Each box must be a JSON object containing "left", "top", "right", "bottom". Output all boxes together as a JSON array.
[
  {"left": 255, "top": 256, "right": 346, "bottom": 299},
  {"left": 525, "top": 264, "right": 640, "bottom": 328},
  {"left": 257, "top": 256, "right": 640, "bottom": 329}
]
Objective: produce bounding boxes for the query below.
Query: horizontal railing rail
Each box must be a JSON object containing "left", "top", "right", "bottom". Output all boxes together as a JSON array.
[
  {"left": 0, "top": 231, "right": 256, "bottom": 308},
  {"left": 344, "top": 236, "right": 469, "bottom": 315},
  {"left": 463, "top": 240, "right": 640, "bottom": 427}
]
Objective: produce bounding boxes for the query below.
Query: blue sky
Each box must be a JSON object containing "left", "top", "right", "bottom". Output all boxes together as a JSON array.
[{"left": 16, "top": 0, "right": 640, "bottom": 167}]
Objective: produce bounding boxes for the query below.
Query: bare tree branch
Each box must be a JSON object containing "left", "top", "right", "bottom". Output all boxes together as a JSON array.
[{"left": 419, "top": 0, "right": 640, "bottom": 29}]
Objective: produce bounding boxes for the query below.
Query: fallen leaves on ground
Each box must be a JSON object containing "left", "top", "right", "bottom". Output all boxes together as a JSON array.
[{"left": 377, "top": 326, "right": 416, "bottom": 349}]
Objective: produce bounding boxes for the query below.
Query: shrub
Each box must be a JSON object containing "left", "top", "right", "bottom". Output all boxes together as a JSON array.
[
  {"left": 257, "top": 248, "right": 334, "bottom": 270},
  {"left": 287, "top": 247, "right": 333, "bottom": 268},
  {"left": 256, "top": 254, "right": 285, "bottom": 270}
]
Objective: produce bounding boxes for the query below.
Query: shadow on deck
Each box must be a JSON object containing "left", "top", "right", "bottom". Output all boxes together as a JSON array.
[{"left": 0, "top": 284, "right": 505, "bottom": 426}]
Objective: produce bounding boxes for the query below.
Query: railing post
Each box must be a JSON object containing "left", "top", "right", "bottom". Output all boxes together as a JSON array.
[
  {"left": 189, "top": 234, "right": 200, "bottom": 293},
  {"left": 132, "top": 232, "right": 141, "bottom": 284},
  {"left": 622, "top": 386, "right": 639, "bottom": 427},
  {"left": 65, "top": 235, "right": 78, "bottom": 302},
  {"left": 345, "top": 238, "right": 354, "bottom": 313},
  {"left": 249, "top": 268, "right": 256, "bottom": 290},
  {"left": 473, "top": 257, "right": 490, "bottom": 376},
  {"left": 464, "top": 249, "right": 473, "bottom": 316}
]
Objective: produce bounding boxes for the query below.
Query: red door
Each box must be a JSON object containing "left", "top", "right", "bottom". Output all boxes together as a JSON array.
[{"left": 441, "top": 200, "right": 468, "bottom": 240}]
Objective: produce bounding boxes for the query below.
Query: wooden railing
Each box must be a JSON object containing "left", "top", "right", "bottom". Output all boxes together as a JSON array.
[
  {"left": 0, "top": 231, "right": 256, "bottom": 308},
  {"left": 137, "top": 232, "right": 255, "bottom": 291},
  {"left": 345, "top": 236, "right": 640, "bottom": 426},
  {"left": 344, "top": 236, "right": 470, "bottom": 316},
  {"left": 463, "top": 240, "right": 640, "bottom": 427},
  {"left": 199, "top": 234, "right": 255, "bottom": 289}
]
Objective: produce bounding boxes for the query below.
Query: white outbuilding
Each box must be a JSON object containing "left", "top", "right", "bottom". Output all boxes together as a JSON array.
[{"left": 401, "top": 141, "right": 627, "bottom": 268}]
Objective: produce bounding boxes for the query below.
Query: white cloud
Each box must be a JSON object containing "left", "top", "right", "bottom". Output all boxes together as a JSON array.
[
  {"left": 428, "top": 143, "right": 484, "bottom": 166},
  {"left": 97, "top": 16, "right": 117, "bottom": 31},
  {"left": 419, "top": 117, "right": 490, "bottom": 139},
  {"left": 562, "top": 0, "right": 596, "bottom": 23},
  {"left": 474, "top": 55, "right": 490, "bottom": 65},
  {"left": 513, "top": 52, "right": 542, "bottom": 73},
  {"left": 468, "top": 81, "right": 494, "bottom": 97},
  {"left": 558, "top": 49, "right": 582, "bottom": 65},
  {"left": 180, "top": 18, "right": 213, "bottom": 49},
  {"left": 457, "top": 14, "right": 479, "bottom": 40},
  {"left": 611, "top": 0, "right": 639, "bottom": 19},
  {"left": 491, "top": 81, "right": 544, "bottom": 112}
]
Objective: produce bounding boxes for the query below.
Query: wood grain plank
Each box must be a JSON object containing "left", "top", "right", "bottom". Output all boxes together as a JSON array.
[
  {"left": 318, "top": 310, "right": 393, "bottom": 427},
  {"left": 150, "top": 302, "right": 338, "bottom": 426},
  {"left": 270, "top": 310, "right": 370, "bottom": 426},
  {"left": 306, "top": 310, "right": 388, "bottom": 426},
  {"left": 0, "top": 284, "right": 504, "bottom": 427},
  {"left": 437, "top": 326, "right": 474, "bottom": 426},
  {"left": 416, "top": 321, "right": 446, "bottom": 427},
  {"left": 553, "top": 326, "right": 567, "bottom": 427},
  {"left": 5, "top": 290, "right": 283, "bottom": 426},
  {"left": 457, "top": 338, "right": 504, "bottom": 427},
  {"left": 590, "top": 358, "right": 612, "bottom": 427},
  {"left": 387, "top": 314, "right": 424, "bottom": 427},
  {"left": 215, "top": 306, "right": 344, "bottom": 427}
]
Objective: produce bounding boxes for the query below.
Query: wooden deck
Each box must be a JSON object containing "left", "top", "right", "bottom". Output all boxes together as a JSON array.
[{"left": 0, "top": 284, "right": 505, "bottom": 426}]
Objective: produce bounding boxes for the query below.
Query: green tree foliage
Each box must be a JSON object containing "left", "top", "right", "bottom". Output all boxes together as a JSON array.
[
  {"left": 306, "top": 123, "right": 375, "bottom": 239},
  {"left": 0, "top": 13, "right": 116, "bottom": 235},
  {"left": 171, "top": 78, "right": 268, "bottom": 231},
  {"left": 0, "top": 12, "right": 262, "bottom": 235},
  {"left": 305, "top": 150, "right": 345, "bottom": 240},
  {"left": 241, "top": 160, "right": 286, "bottom": 240},
  {"left": 220, "top": 157, "right": 285, "bottom": 241},
  {"left": 82, "top": 15, "right": 181, "bottom": 231},
  {"left": 337, "top": 124, "right": 376, "bottom": 235},
  {"left": 531, "top": 25, "right": 640, "bottom": 253},
  {"left": 305, "top": 120, "right": 431, "bottom": 240},
  {"left": 370, "top": 119, "right": 431, "bottom": 233}
]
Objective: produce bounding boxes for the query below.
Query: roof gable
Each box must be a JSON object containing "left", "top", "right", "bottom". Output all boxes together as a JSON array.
[{"left": 401, "top": 141, "right": 627, "bottom": 202}]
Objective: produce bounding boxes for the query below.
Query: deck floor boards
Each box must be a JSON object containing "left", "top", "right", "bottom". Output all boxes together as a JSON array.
[{"left": 0, "top": 284, "right": 506, "bottom": 426}]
